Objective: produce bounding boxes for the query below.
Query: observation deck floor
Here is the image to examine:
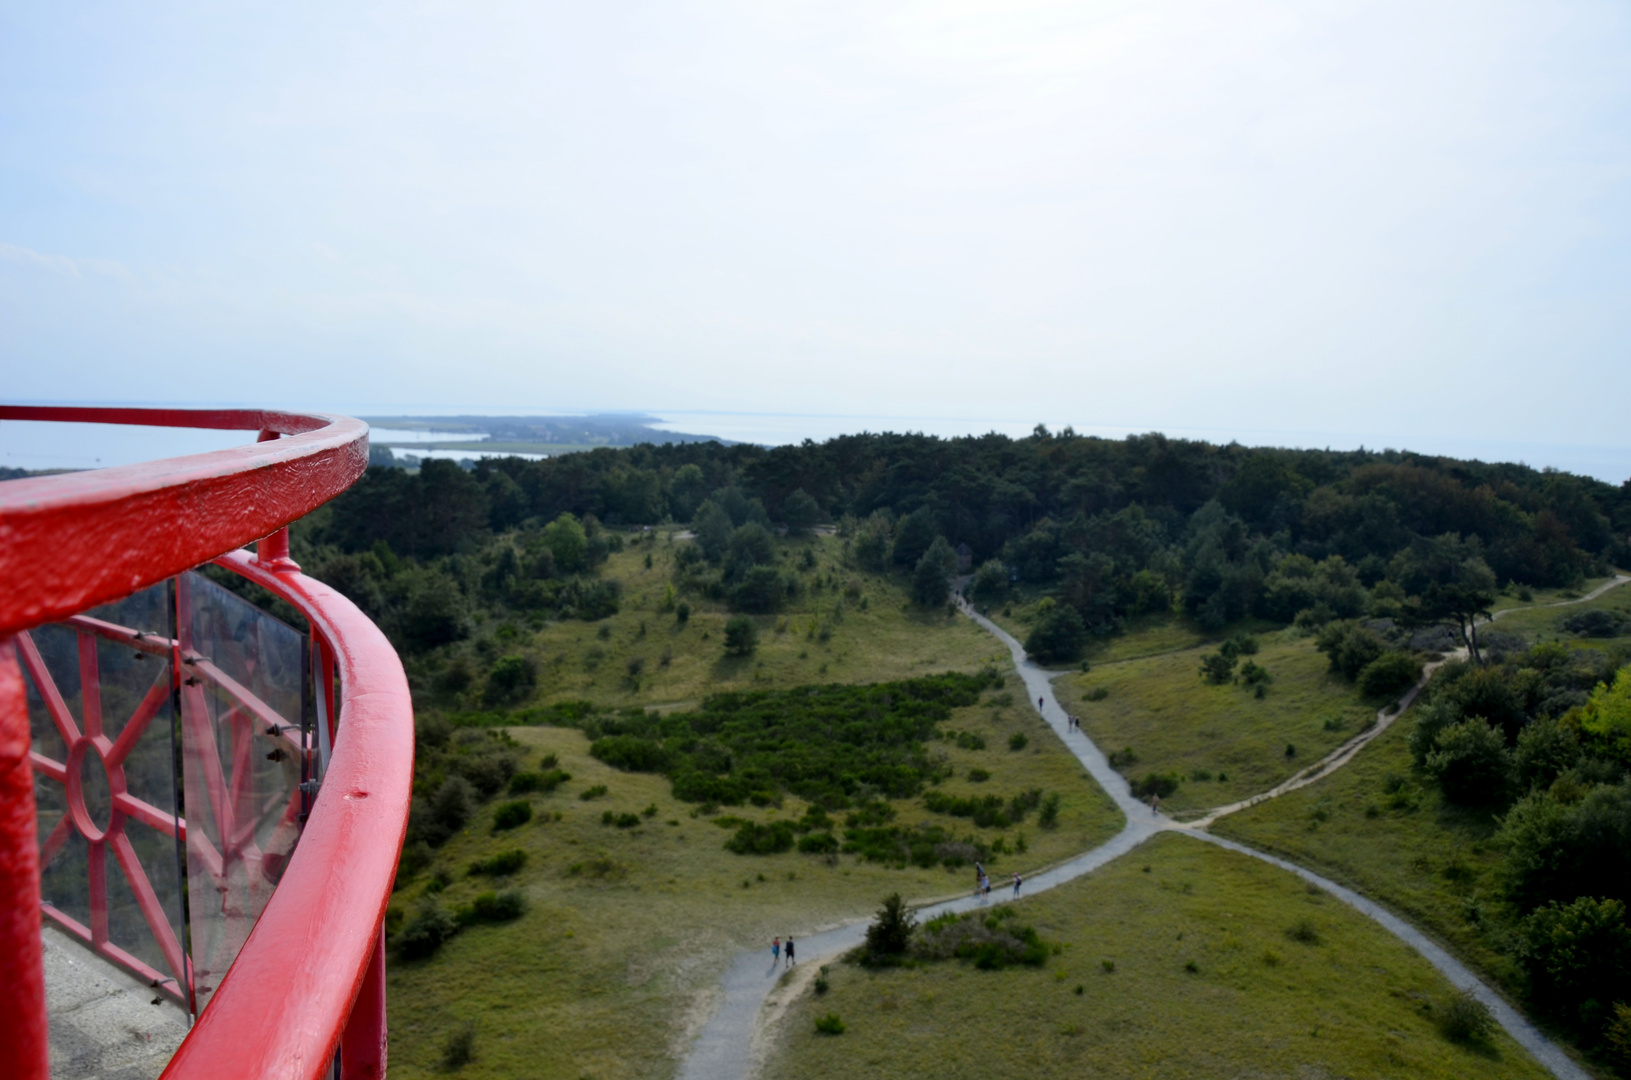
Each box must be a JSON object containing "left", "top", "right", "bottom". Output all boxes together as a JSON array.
[{"left": 42, "top": 926, "right": 187, "bottom": 1080}]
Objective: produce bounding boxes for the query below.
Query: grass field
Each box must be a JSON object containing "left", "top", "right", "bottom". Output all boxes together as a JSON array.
[
  {"left": 1487, "top": 574, "right": 1623, "bottom": 615},
  {"left": 457, "top": 534, "right": 1006, "bottom": 713},
  {"left": 1208, "top": 701, "right": 1514, "bottom": 987},
  {"left": 1486, "top": 574, "right": 1631, "bottom": 647},
  {"left": 763, "top": 831, "right": 1552, "bottom": 1080},
  {"left": 1054, "top": 630, "right": 1378, "bottom": 814},
  {"left": 386, "top": 565, "right": 1124, "bottom": 1078}
]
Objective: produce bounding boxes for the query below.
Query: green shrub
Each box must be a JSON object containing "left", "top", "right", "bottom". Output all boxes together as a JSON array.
[
  {"left": 508, "top": 768, "right": 570, "bottom": 795},
  {"left": 914, "top": 908, "right": 1050, "bottom": 968},
  {"left": 1199, "top": 653, "right": 1236, "bottom": 684},
  {"left": 1132, "top": 772, "right": 1181, "bottom": 799},
  {"left": 725, "top": 820, "right": 795, "bottom": 854},
  {"left": 468, "top": 849, "right": 527, "bottom": 876},
  {"left": 427, "top": 776, "right": 474, "bottom": 843},
  {"left": 441, "top": 1022, "right": 477, "bottom": 1069},
  {"left": 398, "top": 902, "right": 459, "bottom": 960},
  {"left": 923, "top": 788, "right": 1041, "bottom": 828},
  {"left": 1037, "top": 792, "right": 1061, "bottom": 830},
  {"left": 1422, "top": 719, "right": 1511, "bottom": 805},
  {"left": 1025, "top": 604, "right": 1087, "bottom": 664},
  {"left": 579, "top": 784, "right": 608, "bottom": 800},
  {"left": 459, "top": 889, "right": 526, "bottom": 925},
  {"left": 1008, "top": 732, "right": 1028, "bottom": 751},
  {"left": 591, "top": 735, "right": 673, "bottom": 773},
  {"left": 491, "top": 800, "right": 533, "bottom": 832},
  {"left": 483, "top": 654, "right": 536, "bottom": 706},
  {"left": 814, "top": 1012, "right": 846, "bottom": 1035},
  {"left": 813, "top": 966, "right": 830, "bottom": 994},
  {"left": 1514, "top": 896, "right": 1631, "bottom": 1026},
  {"left": 1357, "top": 651, "right": 1423, "bottom": 698},
  {"left": 1237, "top": 660, "right": 1272, "bottom": 687},
  {"left": 1438, "top": 991, "right": 1494, "bottom": 1044},
  {"left": 1316, "top": 621, "right": 1386, "bottom": 681},
  {"left": 797, "top": 831, "right": 839, "bottom": 854},
  {"left": 967, "top": 768, "right": 991, "bottom": 782},
  {"left": 1084, "top": 686, "right": 1109, "bottom": 702},
  {"left": 723, "top": 615, "right": 758, "bottom": 655},
  {"left": 1286, "top": 919, "right": 1320, "bottom": 945},
  {"left": 864, "top": 893, "right": 916, "bottom": 959}
]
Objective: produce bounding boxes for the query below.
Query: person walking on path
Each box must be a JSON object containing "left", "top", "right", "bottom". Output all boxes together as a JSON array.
[
  {"left": 1150, "top": 793, "right": 1161, "bottom": 816},
  {"left": 1038, "top": 696, "right": 1045, "bottom": 711},
  {"left": 1012, "top": 872, "right": 1023, "bottom": 897},
  {"left": 771, "top": 937, "right": 780, "bottom": 965},
  {"left": 785, "top": 938, "right": 795, "bottom": 968}
]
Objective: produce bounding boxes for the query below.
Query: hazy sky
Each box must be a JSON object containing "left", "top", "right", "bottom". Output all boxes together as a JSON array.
[{"left": 2, "top": 1, "right": 1628, "bottom": 476}]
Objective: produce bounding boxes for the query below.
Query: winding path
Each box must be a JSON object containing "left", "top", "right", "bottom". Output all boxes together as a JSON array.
[{"left": 678, "top": 579, "right": 1631, "bottom": 1080}]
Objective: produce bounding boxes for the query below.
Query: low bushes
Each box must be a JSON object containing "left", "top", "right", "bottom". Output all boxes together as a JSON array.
[
  {"left": 491, "top": 800, "right": 533, "bottom": 832},
  {"left": 395, "top": 887, "right": 529, "bottom": 961},
  {"left": 508, "top": 767, "right": 570, "bottom": 794},
  {"left": 916, "top": 908, "right": 1050, "bottom": 969},
  {"left": 813, "top": 1013, "right": 845, "bottom": 1035},
  {"left": 1437, "top": 991, "right": 1495, "bottom": 1045},
  {"left": 922, "top": 788, "right": 1042, "bottom": 829},
  {"left": 725, "top": 820, "right": 796, "bottom": 854},
  {"left": 458, "top": 890, "right": 526, "bottom": 926},
  {"left": 544, "top": 671, "right": 1001, "bottom": 810},
  {"left": 398, "top": 902, "right": 460, "bottom": 960},
  {"left": 468, "top": 849, "right": 527, "bottom": 876},
  {"left": 1132, "top": 772, "right": 1181, "bottom": 800}
]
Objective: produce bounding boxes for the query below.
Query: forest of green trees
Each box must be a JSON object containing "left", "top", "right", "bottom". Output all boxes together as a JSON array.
[{"left": 298, "top": 429, "right": 1629, "bottom": 666}]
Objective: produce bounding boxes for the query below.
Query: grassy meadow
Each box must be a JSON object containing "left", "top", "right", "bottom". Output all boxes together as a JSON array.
[
  {"left": 1054, "top": 629, "right": 1379, "bottom": 814},
  {"left": 385, "top": 532, "right": 1124, "bottom": 1079},
  {"left": 452, "top": 532, "right": 1005, "bottom": 711},
  {"left": 763, "top": 832, "right": 1552, "bottom": 1080},
  {"left": 1486, "top": 573, "right": 1631, "bottom": 645},
  {"left": 1487, "top": 573, "right": 1624, "bottom": 615}
]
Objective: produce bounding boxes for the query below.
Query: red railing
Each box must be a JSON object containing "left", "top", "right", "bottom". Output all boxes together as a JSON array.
[{"left": 0, "top": 406, "right": 413, "bottom": 1080}]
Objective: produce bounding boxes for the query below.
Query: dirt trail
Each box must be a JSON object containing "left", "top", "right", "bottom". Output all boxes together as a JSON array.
[
  {"left": 676, "top": 581, "right": 1631, "bottom": 1080},
  {"left": 1188, "top": 573, "right": 1629, "bottom": 829}
]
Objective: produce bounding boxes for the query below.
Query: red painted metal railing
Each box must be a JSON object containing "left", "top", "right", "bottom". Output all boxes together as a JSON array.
[{"left": 0, "top": 406, "right": 413, "bottom": 1080}]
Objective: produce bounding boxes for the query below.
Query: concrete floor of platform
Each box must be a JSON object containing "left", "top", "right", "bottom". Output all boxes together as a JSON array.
[{"left": 42, "top": 925, "right": 189, "bottom": 1080}]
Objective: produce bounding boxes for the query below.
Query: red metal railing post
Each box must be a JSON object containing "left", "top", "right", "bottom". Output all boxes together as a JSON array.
[
  {"left": 339, "top": 927, "right": 388, "bottom": 1080},
  {"left": 254, "top": 431, "right": 301, "bottom": 574},
  {"left": 0, "top": 636, "right": 49, "bottom": 1080}
]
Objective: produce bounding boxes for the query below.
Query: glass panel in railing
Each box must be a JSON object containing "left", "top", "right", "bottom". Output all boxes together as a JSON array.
[
  {"left": 176, "top": 571, "right": 306, "bottom": 1014},
  {"left": 22, "top": 582, "right": 189, "bottom": 997},
  {"left": 22, "top": 622, "right": 87, "bottom": 931},
  {"left": 81, "top": 584, "right": 187, "bottom": 991}
]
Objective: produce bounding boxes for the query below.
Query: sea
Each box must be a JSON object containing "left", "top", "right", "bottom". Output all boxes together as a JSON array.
[{"left": 1, "top": 404, "right": 1625, "bottom": 485}]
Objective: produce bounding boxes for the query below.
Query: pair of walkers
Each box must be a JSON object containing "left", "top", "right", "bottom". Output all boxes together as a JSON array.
[
  {"left": 973, "top": 863, "right": 1024, "bottom": 897},
  {"left": 770, "top": 936, "right": 796, "bottom": 968}
]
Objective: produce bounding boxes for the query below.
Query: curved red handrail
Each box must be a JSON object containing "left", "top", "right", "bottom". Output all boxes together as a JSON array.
[
  {"left": 0, "top": 406, "right": 410, "bottom": 1080},
  {"left": 160, "top": 550, "right": 412, "bottom": 1079},
  {"left": 0, "top": 406, "right": 369, "bottom": 637}
]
